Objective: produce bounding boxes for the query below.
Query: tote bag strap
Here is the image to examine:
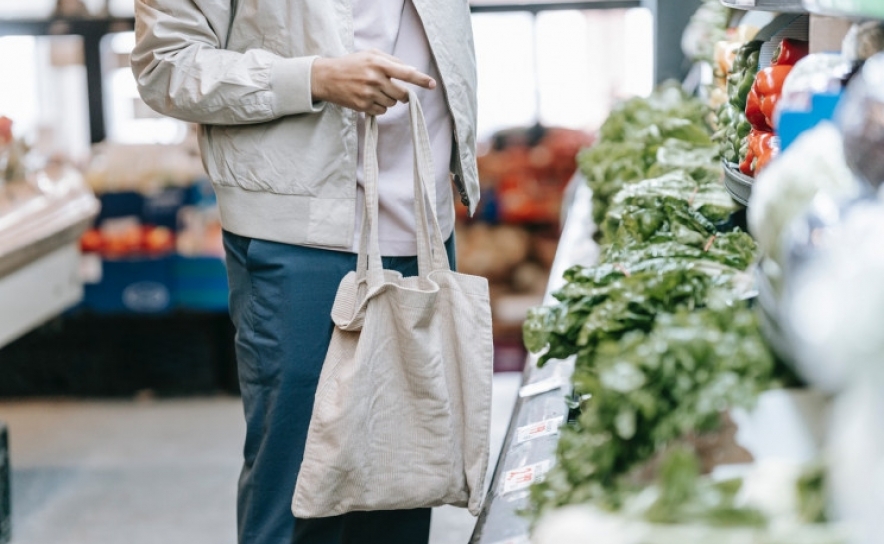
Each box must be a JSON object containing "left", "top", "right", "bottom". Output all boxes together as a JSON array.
[
  {"left": 356, "top": 90, "right": 450, "bottom": 287},
  {"left": 407, "top": 91, "right": 450, "bottom": 276},
  {"left": 355, "top": 115, "right": 384, "bottom": 288}
]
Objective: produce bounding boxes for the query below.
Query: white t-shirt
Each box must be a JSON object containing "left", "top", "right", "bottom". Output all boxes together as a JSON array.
[{"left": 349, "top": 0, "right": 455, "bottom": 257}]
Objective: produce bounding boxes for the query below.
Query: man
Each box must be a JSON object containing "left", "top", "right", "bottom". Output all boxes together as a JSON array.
[{"left": 131, "top": 1, "right": 479, "bottom": 543}]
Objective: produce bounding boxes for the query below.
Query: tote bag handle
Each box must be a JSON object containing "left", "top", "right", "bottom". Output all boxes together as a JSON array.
[{"left": 355, "top": 90, "right": 450, "bottom": 288}]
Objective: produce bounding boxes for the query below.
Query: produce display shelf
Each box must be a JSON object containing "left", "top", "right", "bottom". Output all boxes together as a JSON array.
[
  {"left": 719, "top": 0, "right": 807, "bottom": 13},
  {"left": 0, "top": 170, "right": 98, "bottom": 277},
  {"left": 723, "top": 161, "right": 754, "bottom": 206},
  {"left": 470, "top": 176, "right": 599, "bottom": 544},
  {"left": 469, "top": 0, "right": 641, "bottom": 13},
  {"left": 0, "top": 169, "right": 99, "bottom": 348}
]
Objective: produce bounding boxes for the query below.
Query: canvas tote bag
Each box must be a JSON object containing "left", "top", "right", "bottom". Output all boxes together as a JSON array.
[{"left": 291, "top": 92, "right": 493, "bottom": 518}]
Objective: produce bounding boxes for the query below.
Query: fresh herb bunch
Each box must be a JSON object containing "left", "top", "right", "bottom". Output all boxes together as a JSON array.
[
  {"left": 524, "top": 259, "right": 747, "bottom": 368},
  {"left": 530, "top": 303, "right": 777, "bottom": 515}
]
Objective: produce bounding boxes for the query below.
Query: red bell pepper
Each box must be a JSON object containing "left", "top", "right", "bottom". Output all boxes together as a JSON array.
[
  {"left": 771, "top": 39, "right": 809, "bottom": 67},
  {"left": 740, "top": 129, "right": 775, "bottom": 177},
  {"left": 747, "top": 65, "right": 792, "bottom": 131},
  {"left": 745, "top": 87, "right": 770, "bottom": 132}
]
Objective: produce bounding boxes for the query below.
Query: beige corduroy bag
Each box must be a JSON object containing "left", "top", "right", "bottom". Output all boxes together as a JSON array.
[{"left": 291, "top": 92, "right": 493, "bottom": 519}]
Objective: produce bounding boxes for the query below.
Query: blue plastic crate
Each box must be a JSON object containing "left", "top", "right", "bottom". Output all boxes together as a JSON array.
[
  {"left": 174, "top": 256, "right": 229, "bottom": 312},
  {"left": 142, "top": 187, "right": 188, "bottom": 230},
  {"left": 95, "top": 191, "right": 144, "bottom": 226},
  {"left": 83, "top": 256, "right": 175, "bottom": 314}
]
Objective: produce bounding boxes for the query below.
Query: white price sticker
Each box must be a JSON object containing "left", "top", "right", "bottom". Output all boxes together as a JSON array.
[
  {"left": 516, "top": 416, "right": 564, "bottom": 444},
  {"left": 501, "top": 460, "right": 552, "bottom": 495},
  {"left": 518, "top": 376, "right": 563, "bottom": 398}
]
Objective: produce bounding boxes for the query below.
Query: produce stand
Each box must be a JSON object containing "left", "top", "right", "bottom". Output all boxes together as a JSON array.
[
  {"left": 0, "top": 168, "right": 98, "bottom": 348},
  {"left": 470, "top": 177, "right": 598, "bottom": 544},
  {"left": 469, "top": 0, "right": 884, "bottom": 541}
]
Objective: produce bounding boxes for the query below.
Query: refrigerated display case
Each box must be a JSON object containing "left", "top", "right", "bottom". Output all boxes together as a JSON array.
[
  {"left": 0, "top": 160, "right": 98, "bottom": 348},
  {"left": 474, "top": 1, "right": 884, "bottom": 541}
]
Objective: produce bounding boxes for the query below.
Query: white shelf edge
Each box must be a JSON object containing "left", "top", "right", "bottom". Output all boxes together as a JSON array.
[{"left": 721, "top": 0, "right": 807, "bottom": 13}]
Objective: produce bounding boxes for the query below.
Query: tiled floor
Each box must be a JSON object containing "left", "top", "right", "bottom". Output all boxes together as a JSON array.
[{"left": 0, "top": 373, "right": 522, "bottom": 544}]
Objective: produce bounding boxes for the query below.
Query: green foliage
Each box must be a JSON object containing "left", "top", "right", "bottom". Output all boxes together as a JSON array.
[
  {"left": 530, "top": 303, "right": 778, "bottom": 517},
  {"left": 797, "top": 463, "right": 828, "bottom": 524},
  {"left": 523, "top": 84, "right": 786, "bottom": 527},
  {"left": 579, "top": 85, "right": 718, "bottom": 225},
  {"left": 644, "top": 447, "right": 768, "bottom": 527}
]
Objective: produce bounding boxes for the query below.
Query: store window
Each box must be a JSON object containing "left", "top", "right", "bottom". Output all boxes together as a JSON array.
[
  {"left": 0, "top": 0, "right": 132, "bottom": 18},
  {"left": 473, "top": 8, "right": 654, "bottom": 140},
  {"left": 0, "top": 5, "right": 653, "bottom": 150},
  {"left": 104, "top": 32, "right": 188, "bottom": 145},
  {"left": 0, "top": 35, "right": 90, "bottom": 161}
]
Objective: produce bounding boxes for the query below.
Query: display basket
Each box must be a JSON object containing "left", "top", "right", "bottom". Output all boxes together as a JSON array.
[{"left": 723, "top": 160, "right": 754, "bottom": 206}]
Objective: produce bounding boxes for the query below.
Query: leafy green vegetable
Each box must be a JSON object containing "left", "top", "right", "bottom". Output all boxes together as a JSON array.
[
  {"left": 796, "top": 463, "right": 828, "bottom": 524},
  {"left": 605, "top": 170, "right": 735, "bottom": 229},
  {"left": 598, "top": 85, "right": 712, "bottom": 144},
  {"left": 642, "top": 447, "right": 767, "bottom": 527},
  {"left": 603, "top": 194, "right": 719, "bottom": 246},
  {"left": 524, "top": 259, "right": 745, "bottom": 367},
  {"left": 530, "top": 303, "right": 778, "bottom": 516},
  {"left": 524, "top": 83, "right": 787, "bottom": 529},
  {"left": 579, "top": 85, "right": 717, "bottom": 225},
  {"left": 603, "top": 234, "right": 757, "bottom": 272}
]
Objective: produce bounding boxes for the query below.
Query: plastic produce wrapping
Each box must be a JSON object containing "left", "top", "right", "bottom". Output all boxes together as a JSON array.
[
  {"left": 781, "top": 194, "right": 884, "bottom": 544},
  {"left": 776, "top": 53, "right": 848, "bottom": 122},
  {"left": 747, "top": 122, "right": 860, "bottom": 292},
  {"left": 772, "top": 61, "right": 884, "bottom": 541},
  {"left": 841, "top": 21, "right": 884, "bottom": 64},
  {"left": 837, "top": 52, "right": 884, "bottom": 189}
]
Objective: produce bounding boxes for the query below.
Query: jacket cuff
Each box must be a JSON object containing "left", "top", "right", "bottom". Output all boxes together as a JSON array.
[{"left": 270, "top": 55, "right": 326, "bottom": 116}]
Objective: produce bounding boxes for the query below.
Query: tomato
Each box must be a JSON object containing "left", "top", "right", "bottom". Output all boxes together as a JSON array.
[
  {"left": 80, "top": 229, "right": 103, "bottom": 253},
  {"left": 142, "top": 226, "right": 175, "bottom": 255}
]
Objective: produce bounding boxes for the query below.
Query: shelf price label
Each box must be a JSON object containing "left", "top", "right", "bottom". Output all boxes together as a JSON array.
[
  {"left": 501, "top": 460, "right": 552, "bottom": 495},
  {"left": 516, "top": 416, "right": 564, "bottom": 444},
  {"left": 518, "top": 375, "right": 564, "bottom": 398}
]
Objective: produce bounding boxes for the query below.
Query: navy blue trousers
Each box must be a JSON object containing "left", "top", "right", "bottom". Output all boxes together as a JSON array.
[{"left": 224, "top": 231, "right": 455, "bottom": 544}]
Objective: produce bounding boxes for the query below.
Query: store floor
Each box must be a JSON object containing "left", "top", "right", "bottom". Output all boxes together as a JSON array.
[{"left": 0, "top": 372, "right": 522, "bottom": 544}]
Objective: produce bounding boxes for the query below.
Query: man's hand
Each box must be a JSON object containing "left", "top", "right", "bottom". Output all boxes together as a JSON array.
[{"left": 310, "top": 50, "right": 436, "bottom": 116}]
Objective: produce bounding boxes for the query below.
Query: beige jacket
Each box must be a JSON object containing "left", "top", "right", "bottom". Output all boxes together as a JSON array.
[{"left": 131, "top": 0, "right": 478, "bottom": 248}]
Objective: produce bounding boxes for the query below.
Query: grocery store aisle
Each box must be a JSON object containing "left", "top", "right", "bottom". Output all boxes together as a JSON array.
[{"left": 0, "top": 372, "right": 522, "bottom": 544}]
